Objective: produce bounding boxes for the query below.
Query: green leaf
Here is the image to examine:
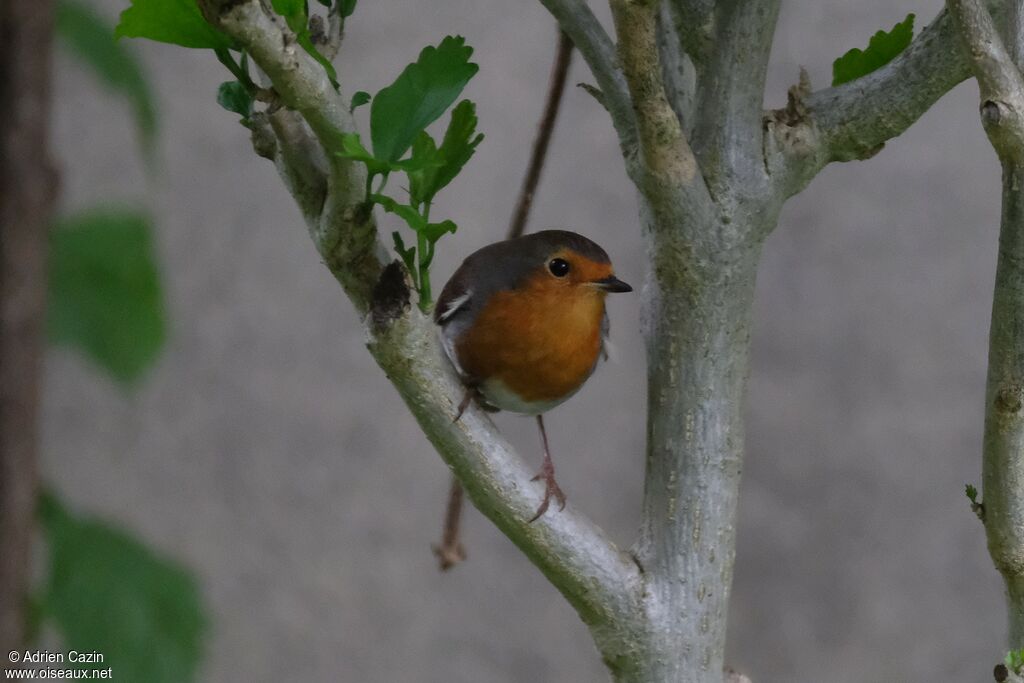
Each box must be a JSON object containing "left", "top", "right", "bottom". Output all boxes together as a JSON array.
[
  {"left": 407, "top": 132, "right": 441, "bottom": 206},
  {"left": 965, "top": 483, "right": 979, "bottom": 505},
  {"left": 335, "top": 132, "right": 390, "bottom": 176},
  {"left": 370, "top": 193, "right": 426, "bottom": 232},
  {"left": 57, "top": 0, "right": 158, "bottom": 162},
  {"left": 216, "top": 81, "right": 253, "bottom": 121},
  {"left": 48, "top": 209, "right": 166, "bottom": 384},
  {"left": 425, "top": 99, "right": 484, "bottom": 203},
  {"left": 370, "top": 35, "right": 479, "bottom": 162},
  {"left": 271, "top": 0, "right": 306, "bottom": 32},
  {"left": 339, "top": 0, "right": 357, "bottom": 18},
  {"left": 115, "top": 0, "right": 235, "bottom": 50},
  {"left": 38, "top": 491, "right": 206, "bottom": 683},
  {"left": 832, "top": 14, "right": 915, "bottom": 86},
  {"left": 350, "top": 90, "right": 371, "bottom": 113},
  {"left": 423, "top": 219, "right": 457, "bottom": 243}
]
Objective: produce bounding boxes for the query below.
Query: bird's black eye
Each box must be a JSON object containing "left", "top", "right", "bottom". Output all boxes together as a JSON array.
[{"left": 548, "top": 258, "right": 570, "bottom": 277}]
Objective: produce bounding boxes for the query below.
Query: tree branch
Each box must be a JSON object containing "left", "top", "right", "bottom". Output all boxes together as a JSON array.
[
  {"left": 200, "top": 0, "right": 385, "bottom": 312},
  {"left": 657, "top": 1, "right": 697, "bottom": 140},
  {"left": 249, "top": 109, "right": 329, "bottom": 226},
  {"left": 691, "top": 0, "right": 780, "bottom": 199},
  {"left": 950, "top": 0, "right": 1024, "bottom": 161},
  {"left": 610, "top": 0, "right": 709, "bottom": 211},
  {"left": 772, "top": 3, "right": 1003, "bottom": 178},
  {"left": 537, "top": 0, "right": 639, "bottom": 163},
  {"left": 949, "top": 0, "right": 1024, "bottom": 649},
  {"left": 666, "top": 0, "right": 715, "bottom": 67}
]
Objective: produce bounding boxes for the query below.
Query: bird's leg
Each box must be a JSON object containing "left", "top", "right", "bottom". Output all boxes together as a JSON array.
[
  {"left": 528, "top": 414, "right": 566, "bottom": 523},
  {"left": 453, "top": 386, "right": 475, "bottom": 422}
]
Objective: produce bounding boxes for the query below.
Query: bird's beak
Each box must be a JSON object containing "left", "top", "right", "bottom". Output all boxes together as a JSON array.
[{"left": 592, "top": 275, "right": 632, "bottom": 293}]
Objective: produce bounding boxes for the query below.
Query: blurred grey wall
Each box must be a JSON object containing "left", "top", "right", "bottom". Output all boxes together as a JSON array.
[{"left": 45, "top": 0, "right": 1006, "bottom": 680}]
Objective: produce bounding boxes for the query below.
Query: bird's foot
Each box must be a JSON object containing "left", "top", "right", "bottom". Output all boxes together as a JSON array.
[
  {"left": 431, "top": 540, "right": 467, "bottom": 571},
  {"left": 528, "top": 460, "right": 566, "bottom": 523}
]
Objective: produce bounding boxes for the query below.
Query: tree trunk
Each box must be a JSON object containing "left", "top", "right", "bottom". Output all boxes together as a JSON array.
[
  {"left": 0, "top": 0, "right": 56, "bottom": 656},
  {"left": 603, "top": 196, "right": 768, "bottom": 682}
]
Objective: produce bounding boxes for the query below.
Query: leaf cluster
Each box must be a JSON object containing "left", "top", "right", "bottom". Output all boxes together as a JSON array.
[
  {"left": 116, "top": 0, "right": 351, "bottom": 124},
  {"left": 339, "top": 37, "right": 483, "bottom": 310}
]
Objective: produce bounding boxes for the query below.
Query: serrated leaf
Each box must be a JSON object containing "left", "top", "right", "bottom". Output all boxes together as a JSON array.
[
  {"left": 38, "top": 491, "right": 206, "bottom": 683},
  {"left": 216, "top": 81, "right": 253, "bottom": 122},
  {"left": 48, "top": 209, "right": 166, "bottom": 384},
  {"left": 407, "top": 101, "right": 482, "bottom": 206},
  {"left": 370, "top": 36, "right": 479, "bottom": 162},
  {"left": 350, "top": 90, "right": 371, "bottom": 113},
  {"left": 832, "top": 14, "right": 915, "bottom": 86},
  {"left": 433, "top": 99, "right": 483, "bottom": 195},
  {"left": 370, "top": 194, "right": 426, "bottom": 232},
  {"left": 57, "top": 0, "right": 158, "bottom": 162},
  {"left": 423, "top": 219, "right": 457, "bottom": 243},
  {"left": 115, "top": 0, "right": 234, "bottom": 50},
  {"left": 339, "top": 0, "right": 357, "bottom": 18}
]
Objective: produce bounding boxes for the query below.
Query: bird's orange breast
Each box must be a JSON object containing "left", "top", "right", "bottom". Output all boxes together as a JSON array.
[{"left": 455, "top": 273, "right": 606, "bottom": 404}]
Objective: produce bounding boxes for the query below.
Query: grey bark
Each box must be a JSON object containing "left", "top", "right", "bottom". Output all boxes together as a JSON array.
[
  {"left": 985, "top": 164, "right": 1024, "bottom": 649},
  {"left": 949, "top": 0, "right": 1024, "bottom": 650},
  {"left": 0, "top": 0, "right": 56, "bottom": 657}
]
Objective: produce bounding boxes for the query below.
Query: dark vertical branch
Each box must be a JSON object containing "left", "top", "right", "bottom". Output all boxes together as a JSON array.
[
  {"left": 433, "top": 28, "right": 575, "bottom": 571},
  {"left": 432, "top": 477, "right": 467, "bottom": 570},
  {"left": 0, "top": 0, "right": 57, "bottom": 656},
  {"left": 507, "top": 30, "right": 573, "bottom": 239}
]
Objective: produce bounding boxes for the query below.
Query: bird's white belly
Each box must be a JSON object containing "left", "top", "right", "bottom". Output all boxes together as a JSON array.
[{"left": 478, "top": 377, "right": 579, "bottom": 415}]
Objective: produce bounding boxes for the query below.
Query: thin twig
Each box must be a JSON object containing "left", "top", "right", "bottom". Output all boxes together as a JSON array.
[
  {"left": 432, "top": 477, "right": 467, "bottom": 571},
  {"left": 539, "top": 0, "right": 638, "bottom": 161},
  {"left": 325, "top": 1, "right": 343, "bottom": 60},
  {"left": 433, "top": 28, "right": 575, "bottom": 571},
  {"left": 508, "top": 31, "right": 574, "bottom": 239}
]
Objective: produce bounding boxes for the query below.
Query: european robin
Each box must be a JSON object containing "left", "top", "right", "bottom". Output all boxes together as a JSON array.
[{"left": 434, "top": 230, "right": 632, "bottom": 522}]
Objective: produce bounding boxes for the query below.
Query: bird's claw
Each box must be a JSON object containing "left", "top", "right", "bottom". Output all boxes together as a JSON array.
[{"left": 528, "top": 462, "right": 566, "bottom": 523}]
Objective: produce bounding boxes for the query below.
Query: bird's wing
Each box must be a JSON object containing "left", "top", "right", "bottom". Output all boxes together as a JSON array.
[
  {"left": 437, "top": 289, "right": 472, "bottom": 323},
  {"left": 434, "top": 263, "right": 474, "bottom": 325}
]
